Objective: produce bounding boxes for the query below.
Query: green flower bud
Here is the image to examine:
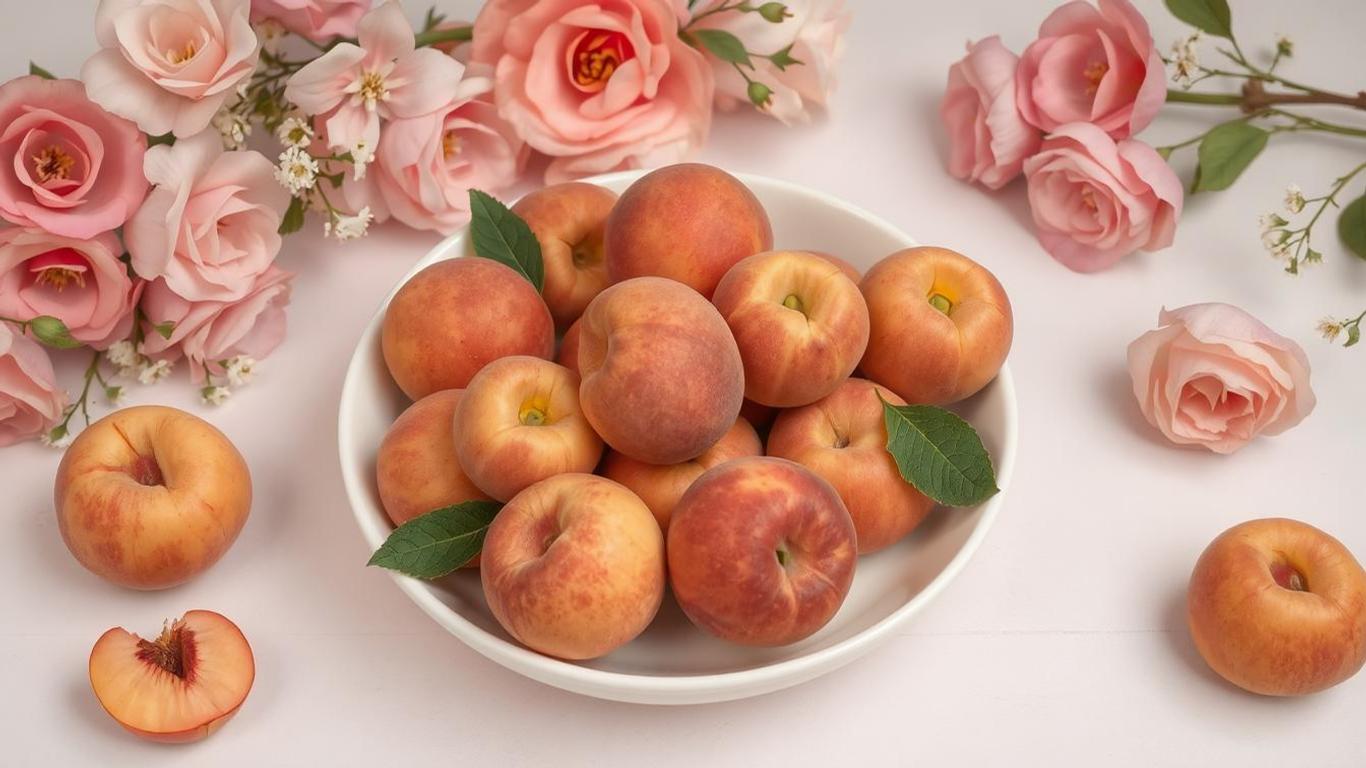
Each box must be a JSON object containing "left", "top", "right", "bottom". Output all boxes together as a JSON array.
[
  {"left": 758, "top": 2, "right": 791, "bottom": 22},
  {"left": 28, "top": 315, "right": 80, "bottom": 349},
  {"left": 747, "top": 80, "right": 773, "bottom": 109}
]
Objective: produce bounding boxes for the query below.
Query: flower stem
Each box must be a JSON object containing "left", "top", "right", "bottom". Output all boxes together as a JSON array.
[
  {"left": 1166, "top": 90, "right": 1243, "bottom": 106},
  {"left": 686, "top": 1, "right": 751, "bottom": 27},
  {"left": 414, "top": 25, "right": 472, "bottom": 48}
]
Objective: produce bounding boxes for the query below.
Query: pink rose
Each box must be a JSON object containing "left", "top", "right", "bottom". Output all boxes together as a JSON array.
[
  {"left": 470, "top": 0, "right": 714, "bottom": 183},
  {"left": 1015, "top": 0, "right": 1165, "bottom": 139},
  {"left": 82, "top": 0, "right": 260, "bottom": 138},
  {"left": 250, "top": 0, "right": 372, "bottom": 42},
  {"left": 125, "top": 133, "right": 289, "bottom": 303},
  {"left": 1128, "top": 304, "right": 1315, "bottom": 454},
  {"left": 140, "top": 265, "right": 293, "bottom": 384},
  {"left": 690, "top": 0, "right": 850, "bottom": 125},
  {"left": 1023, "top": 122, "right": 1181, "bottom": 272},
  {"left": 941, "top": 36, "right": 1042, "bottom": 190},
  {"left": 0, "top": 77, "right": 148, "bottom": 240},
  {"left": 0, "top": 229, "right": 142, "bottom": 350},
  {"left": 0, "top": 322, "right": 66, "bottom": 447}
]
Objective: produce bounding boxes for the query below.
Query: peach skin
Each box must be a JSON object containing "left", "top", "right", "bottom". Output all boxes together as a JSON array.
[
  {"left": 512, "top": 182, "right": 618, "bottom": 329},
  {"left": 556, "top": 318, "right": 582, "bottom": 376},
  {"left": 376, "top": 389, "right": 491, "bottom": 526}
]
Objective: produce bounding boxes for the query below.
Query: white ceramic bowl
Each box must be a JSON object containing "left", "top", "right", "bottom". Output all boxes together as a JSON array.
[{"left": 338, "top": 170, "right": 1017, "bottom": 705}]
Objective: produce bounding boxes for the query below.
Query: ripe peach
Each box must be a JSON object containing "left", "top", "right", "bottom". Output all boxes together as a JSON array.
[
  {"left": 600, "top": 417, "right": 762, "bottom": 531},
  {"left": 713, "top": 250, "right": 870, "bottom": 407},
  {"left": 604, "top": 164, "right": 773, "bottom": 297},
  {"left": 739, "top": 398, "right": 779, "bottom": 432},
  {"left": 89, "top": 610, "right": 254, "bottom": 743},
  {"left": 1187, "top": 518, "right": 1366, "bottom": 696},
  {"left": 556, "top": 318, "right": 582, "bottom": 375},
  {"left": 860, "top": 246, "right": 1013, "bottom": 405},
  {"left": 376, "top": 389, "right": 490, "bottom": 526},
  {"left": 804, "top": 250, "right": 862, "bottom": 282},
  {"left": 455, "top": 356, "right": 603, "bottom": 502},
  {"left": 578, "top": 277, "right": 744, "bottom": 464},
  {"left": 382, "top": 258, "right": 554, "bottom": 400},
  {"left": 668, "top": 457, "right": 857, "bottom": 646},
  {"left": 55, "top": 406, "right": 251, "bottom": 590},
  {"left": 481, "top": 474, "right": 665, "bottom": 660},
  {"left": 767, "top": 378, "right": 935, "bottom": 553},
  {"left": 511, "top": 182, "right": 618, "bottom": 329}
]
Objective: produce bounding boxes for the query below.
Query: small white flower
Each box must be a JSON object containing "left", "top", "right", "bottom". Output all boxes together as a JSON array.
[
  {"left": 201, "top": 386, "right": 232, "bottom": 406},
  {"left": 1283, "top": 184, "right": 1306, "bottom": 214},
  {"left": 326, "top": 206, "right": 374, "bottom": 241},
  {"left": 212, "top": 110, "right": 252, "bottom": 151},
  {"left": 105, "top": 340, "right": 138, "bottom": 369},
  {"left": 138, "top": 359, "right": 173, "bottom": 385},
  {"left": 41, "top": 426, "right": 73, "bottom": 449},
  {"left": 1168, "top": 31, "right": 1202, "bottom": 88},
  {"left": 257, "top": 19, "right": 287, "bottom": 53},
  {"left": 350, "top": 138, "right": 375, "bottom": 180},
  {"left": 224, "top": 356, "right": 257, "bottom": 387},
  {"left": 1258, "top": 212, "right": 1289, "bottom": 232},
  {"left": 1316, "top": 318, "right": 1343, "bottom": 342},
  {"left": 276, "top": 146, "right": 320, "bottom": 195},
  {"left": 1275, "top": 34, "right": 1294, "bottom": 58},
  {"left": 1261, "top": 229, "right": 1292, "bottom": 260},
  {"left": 105, "top": 385, "right": 124, "bottom": 406},
  {"left": 277, "top": 117, "right": 315, "bottom": 149}
]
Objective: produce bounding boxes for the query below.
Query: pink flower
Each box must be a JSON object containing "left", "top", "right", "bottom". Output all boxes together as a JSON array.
[
  {"left": 0, "top": 322, "right": 66, "bottom": 447},
  {"left": 125, "top": 133, "right": 289, "bottom": 302},
  {"left": 140, "top": 265, "right": 293, "bottom": 384},
  {"left": 284, "top": 1, "right": 465, "bottom": 165},
  {"left": 82, "top": 0, "right": 260, "bottom": 138},
  {"left": 1023, "top": 122, "right": 1181, "bottom": 271},
  {"left": 250, "top": 0, "right": 372, "bottom": 42},
  {"left": 941, "top": 36, "right": 1042, "bottom": 190},
  {"left": 0, "top": 229, "right": 142, "bottom": 350},
  {"left": 469, "top": 0, "right": 714, "bottom": 183},
  {"left": 1128, "top": 304, "right": 1315, "bottom": 454},
  {"left": 690, "top": 0, "right": 850, "bottom": 125},
  {"left": 0, "top": 77, "right": 148, "bottom": 240},
  {"left": 1015, "top": 0, "right": 1164, "bottom": 139}
]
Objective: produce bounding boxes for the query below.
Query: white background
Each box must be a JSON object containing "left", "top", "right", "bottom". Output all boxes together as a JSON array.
[{"left": 3, "top": 0, "right": 1365, "bottom": 764}]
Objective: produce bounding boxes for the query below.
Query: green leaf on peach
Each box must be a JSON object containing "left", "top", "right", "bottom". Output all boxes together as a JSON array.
[
  {"left": 880, "top": 395, "right": 998, "bottom": 507},
  {"left": 368, "top": 500, "right": 503, "bottom": 579},
  {"left": 468, "top": 189, "right": 545, "bottom": 292}
]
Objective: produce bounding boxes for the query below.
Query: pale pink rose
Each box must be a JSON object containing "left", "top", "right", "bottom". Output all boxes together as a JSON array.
[
  {"left": 82, "top": 0, "right": 260, "bottom": 138},
  {"left": 941, "top": 36, "right": 1042, "bottom": 190},
  {"left": 1128, "top": 304, "right": 1315, "bottom": 454},
  {"left": 690, "top": 0, "right": 850, "bottom": 125},
  {"left": 0, "top": 77, "right": 148, "bottom": 240},
  {"left": 0, "top": 322, "right": 66, "bottom": 447},
  {"left": 469, "top": 0, "right": 714, "bottom": 183},
  {"left": 250, "top": 0, "right": 372, "bottom": 42},
  {"left": 1023, "top": 122, "right": 1181, "bottom": 272},
  {"left": 125, "top": 133, "right": 289, "bottom": 303},
  {"left": 1015, "top": 0, "right": 1164, "bottom": 139},
  {"left": 0, "top": 229, "right": 142, "bottom": 350},
  {"left": 140, "top": 266, "right": 293, "bottom": 384},
  {"left": 284, "top": 1, "right": 465, "bottom": 163}
]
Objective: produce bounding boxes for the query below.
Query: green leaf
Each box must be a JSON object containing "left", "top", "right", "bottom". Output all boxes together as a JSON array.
[
  {"left": 1346, "top": 324, "right": 1361, "bottom": 348},
  {"left": 1339, "top": 194, "right": 1366, "bottom": 260},
  {"left": 367, "top": 500, "right": 502, "bottom": 579},
  {"left": 880, "top": 395, "right": 999, "bottom": 507},
  {"left": 147, "top": 132, "right": 176, "bottom": 147},
  {"left": 690, "top": 29, "right": 752, "bottom": 67},
  {"left": 768, "top": 43, "right": 803, "bottom": 71},
  {"left": 29, "top": 62, "right": 56, "bottom": 80},
  {"left": 1164, "top": 0, "right": 1233, "bottom": 39},
  {"left": 278, "top": 196, "right": 306, "bottom": 235},
  {"left": 1192, "top": 121, "right": 1267, "bottom": 192},
  {"left": 153, "top": 321, "right": 176, "bottom": 340},
  {"left": 468, "top": 189, "right": 544, "bottom": 291},
  {"left": 28, "top": 316, "right": 81, "bottom": 350}
]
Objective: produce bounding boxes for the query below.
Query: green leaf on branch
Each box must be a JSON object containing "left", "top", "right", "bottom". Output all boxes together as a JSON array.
[
  {"left": 368, "top": 500, "right": 503, "bottom": 579},
  {"left": 469, "top": 189, "right": 544, "bottom": 292},
  {"left": 768, "top": 44, "right": 802, "bottom": 71},
  {"left": 28, "top": 316, "right": 81, "bottom": 350},
  {"left": 152, "top": 321, "right": 176, "bottom": 340},
  {"left": 1339, "top": 194, "right": 1366, "bottom": 260},
  {"left": 1192, "top": 121, "right": 1267, "bottom": 192},
  {"left": 279, "top": 196, "right": 306, "bottom": 235},
  {"left": 690, "top": 29, "right": 752, "bottom": 67},
  {"left": 880, "top": 395, "right": 999, "bottom": 507},
  {"left": 1164, "top": 0, "right": 1233, "bottom": 39},
  {"left": 29, "top": 62, "right": 56, "bottom": 80}
]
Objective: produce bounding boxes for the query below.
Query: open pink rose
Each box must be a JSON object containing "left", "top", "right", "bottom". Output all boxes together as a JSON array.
[
  {"left": 0, "top": 229, "right": 142, "bottom": 350},
  {"left": 941, "top": 36, "right": 1042, "bottom": 190},
  {"left": 0, "top": 322, "right": 66, "bottom": 447},
  {"left": 690, "top": 0, "right": 850, "bottom": 125},
  {"left": 0, "top": 77, "right": 148, "bottom": 240},
  {"left": 140, "top": 266, "right": 293, "bottom": 384},
  {"left": 1023, "top": 122, "right": 1180, "bottom": 271},
  {"left": 1015, "top": 0, "right": 1164, "bottom": 139},
  {"left": 82, "top": 0, "right": 260, "bottom": 138},
  {"left": 250, "top": 0, "right": 372, "bottom": 42},
  {"left": 1128, "top": 304, "right": 1315, "bottom": 454},
  {"left": 125, "top": 133, "right": 289, "bottom": 303},
  {"left": 470, "top": 0, "right": 713, "bottom": 183}
]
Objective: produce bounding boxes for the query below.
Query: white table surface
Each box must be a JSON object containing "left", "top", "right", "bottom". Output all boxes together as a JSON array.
[{"left": 4, "top": 1, "right": 1365, "bottom": 764}]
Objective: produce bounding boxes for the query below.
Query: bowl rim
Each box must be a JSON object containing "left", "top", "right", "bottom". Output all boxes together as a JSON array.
[{"left": 338, "top": 169, "right": 1018, "bottom": 700}]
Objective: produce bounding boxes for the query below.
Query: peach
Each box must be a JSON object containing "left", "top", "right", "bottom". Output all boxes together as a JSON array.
[
  {"left": 55, "top": 406, "right": 251, "bottom": 590},
  {"left": 89, "top": 610, "right": 254, "bottom": 743},
  {"left": 668, "top": 457, "right": 856, "bottom": 646},
  {"left": 556, "top": 318, "right": 582, "bottom": 375},
  {"left": 768, "top": 378, "right": 935, "bottom": 553},
  {"left": 578, "top": 277, "right": 744, "bottom": 464},
  {"left": 809, "top": 250, "right": 861, "bottom": 282},
  {"left": 604, "top": 163, "right": 773, "bottom": 297},
  {"left": 739, "top": 398, "right": 779, "bottom": 432},
  {"left": 511, "top": 182, "right": 618, "bottom": 329},
  {"left": 481, "top": 474, "right": 665, "bottom": 660},
  {"left": 381, "top": 257, "right": 554, "bottom": 400},
  {"left": 376, "top": 389, "right": 490, "bottom": 526},
  {"left": 1187, "top": 518, "right": 1366, "bottom": 696},
  {"left": 455, "top": 356, "right": 603, "bottom": 502},
  {"left": 713, "top": 250, "right": 870, "bottom": 407},
  {"left": 860, "top": 246, "right": 1013, "bottom": 405},
  {"left": 600, "top": 417, "right": 762, "bottom": 530}
]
